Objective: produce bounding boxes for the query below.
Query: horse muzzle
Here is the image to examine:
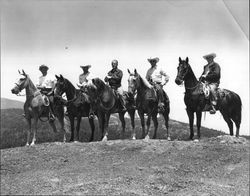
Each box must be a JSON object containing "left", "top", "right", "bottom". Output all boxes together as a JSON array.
[
  {"left": 11, "top": 87, "right": 20, "bottom": 95},
  {"left": 175, "top": 77, "right": 183, "bottom": 85}
]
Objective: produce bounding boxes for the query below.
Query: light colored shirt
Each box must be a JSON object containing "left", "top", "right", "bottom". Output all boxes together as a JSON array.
[
  {"left": 79, "top": 72, "right": 93, "bottom": 86},
  {"left": 146, "top": 66, "right": 169, "bottom": 85},
  {"left": 37, "top": 74, "right": 55, "bottom": 88}
]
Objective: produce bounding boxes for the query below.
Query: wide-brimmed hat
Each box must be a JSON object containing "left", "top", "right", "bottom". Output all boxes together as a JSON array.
[
  {"left": 39, "top": 64, "right": 49, "bottom": 71},
  {"left": 147, "top": 57, "right": 159, "bottom": 64},
  {"left": 80, "top": 65, "right": 91, "bottom": 69},
  {"left": 203, "top": 53, "right": 216, "bottom": 60}
]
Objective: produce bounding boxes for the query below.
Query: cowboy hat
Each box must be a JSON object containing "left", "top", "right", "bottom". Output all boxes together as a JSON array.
[
  {"left": 147, "top": 57, "right": 159, "bottom": 63},
  {"left": 39, "top": 64, "right": 49, "bottom": 71},
  {"left": 203, "top": 53, "right": 216, "bottom": 59},
  {"left": 80, "top": 65, "right": 91, "bottom": 69}
]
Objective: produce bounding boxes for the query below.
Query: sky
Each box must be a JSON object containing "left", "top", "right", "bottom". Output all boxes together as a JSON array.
[{"left": 1, "top": 0, "right": 249, "bottom": 135}]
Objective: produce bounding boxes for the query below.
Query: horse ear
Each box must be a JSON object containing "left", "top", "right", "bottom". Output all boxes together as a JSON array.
[
  {"left": 55, "top": 75, "right": 59, "bottom": 80},
  {"left": 60, "top": 74, "right": 64, "bottom": 79},
  {"left": 186, "top": 57, "right": 189, "bottom": 63},
  {"left": 127, "top": 69, "right": 131, "bottom": 74},
  {"left": 18, "top": 70, "right": 21, "bottom": 75},
  {"left": 179, "top": 57, "right": 182, "bottom": 62},
  {"left": 22, "top": 70, "right": 27, "bottom": 76},
  {"left": 134, "top": 69, "right": 137, "bottom": 75}
]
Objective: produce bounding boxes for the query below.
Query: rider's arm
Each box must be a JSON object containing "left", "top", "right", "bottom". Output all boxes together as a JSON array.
[
  {"left": 110, "top": 70, "right": 123, "bottom": 80},
  {"left": 160, "top": 69, "right": 169, "bottom": 84}
]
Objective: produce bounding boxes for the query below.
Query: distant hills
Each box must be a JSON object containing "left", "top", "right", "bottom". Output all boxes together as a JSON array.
[{"left": 1, "top": 98, "right": 24, "bottom": 109}]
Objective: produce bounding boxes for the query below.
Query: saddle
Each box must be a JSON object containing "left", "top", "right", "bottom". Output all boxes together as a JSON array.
[{"left": 32, "top": 90, "right": 50, "bottom": 107}]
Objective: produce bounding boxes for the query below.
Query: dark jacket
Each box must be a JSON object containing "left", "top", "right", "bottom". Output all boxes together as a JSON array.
[
  {"left": 201, "top": 62, "right": 221, "bottom": 84},
  {"left": 105, "top": 68, "right": 123, "bottom": 89}
]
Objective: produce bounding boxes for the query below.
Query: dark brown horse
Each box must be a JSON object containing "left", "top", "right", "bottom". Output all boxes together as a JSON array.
[
  {"left": 11, "top": 70, "right": 66, "bottom": 146},
  {"left": 127, "top": 69, "right": 170, "bottom": 140},
  {"left": 175, "top": 57, "right": 242, "bottom": 139},
  {"left": 86, "top": 77, "right": 136, "bottom": 141},
  {"left": 54, "top": 75, "right": 95, "bottom": 142}
]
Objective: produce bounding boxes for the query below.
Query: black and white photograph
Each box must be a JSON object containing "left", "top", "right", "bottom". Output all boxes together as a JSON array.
[{"left": 1, "top": 0, "right": 249, "bottom": 195}]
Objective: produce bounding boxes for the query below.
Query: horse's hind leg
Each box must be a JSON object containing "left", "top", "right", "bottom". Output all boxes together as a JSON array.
[
  {"left": 119, "top": 112, "right": 126, "bottom": 139},
  {"left": 186, "top": 109, "right": 194, "bottom": 140},
  {"left": 69, "top": 116, "right": 75, "bottom": 142},
  {"left": 88, "top": 118, "right": 95, "bottom": 142},
  {"left": 196, "top": 111, "right": 202, "bottom": 139},
  {"left": 152, "top": 113, "right": 158, "bottom": 139},
  {"left": 25, "top": 117, "right": 31, "bottom": 146},
  {"left": 162, "top": 109, "right": 170, "bottom": 140},
  {"left": 102, "top": 113, "right": 111, "bottom": 141},
  {"left": 221, "top": 112, "right": 234, "bottom": 136},
  {"left": 232, "top": 114, "right": 241, "bottom": 137}
]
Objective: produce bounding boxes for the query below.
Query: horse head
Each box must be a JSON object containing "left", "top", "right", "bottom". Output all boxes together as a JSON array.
[
  {"left": 127, "top": 69, "right": 140, "bottom": 95},
  {"left": 11, "top": 70, "right": 30, "bottom": 94},
  {"left": 54, "top": 74, "right": 67, "bottom": 96},
  {"left": 175, "top": 57, "right": 190, "bottom": 85}
]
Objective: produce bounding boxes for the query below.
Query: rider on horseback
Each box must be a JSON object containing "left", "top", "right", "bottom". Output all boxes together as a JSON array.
[
  {"left": 146, "top": 57, "right": 169, "bottom": 108},
  {"left": 199, "top": 53, "right": 221, "bottom": 114},
  {"left": 104, "top": 59, "right": 126, "bottom": 112},
  {"left": 36, "top": 64, "right": 56, "bottom": 121},
  {"left": 77, "top": 65, "right": 95, "bottom": 118}
]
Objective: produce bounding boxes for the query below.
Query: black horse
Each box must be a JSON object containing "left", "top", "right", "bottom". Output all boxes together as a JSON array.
[
  {"left": 86, "top": 77, "right": 136, "bottom": 141},
  {"left": 54, "top": 75, "right": 95, "bottom": 142},
  {"left": 128, "top": 69, "right": 170, "bottom": 140},
  {"left": 175, "top": 57, "right": 242, "bottom": 139}
]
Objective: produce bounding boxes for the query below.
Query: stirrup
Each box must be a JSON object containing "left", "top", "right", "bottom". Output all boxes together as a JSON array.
[{"left": 209, "top": 110, "right": 216, "bottom": 114}]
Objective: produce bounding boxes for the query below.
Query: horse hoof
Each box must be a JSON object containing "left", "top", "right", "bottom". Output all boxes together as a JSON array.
[
  {"left": 132, "top": 135, "right": 136, "bottom": 140},
  {"left": 167, "top": 137, "right": 171, "bottom": 141},
  {"left": 194, "top": 139, "right": 199, "bottom": 142},
  {"left": 143, "top": 135, "right": 150, "bottom": 141},
  {"left": 102, "top": 136, "right": 108, "bottom": 142},
  {"left": 30, "top": 142, "right": 35, "bottom": 146},
  {"left": 25, "top": 143, "right": 29, "bottom": 146}
]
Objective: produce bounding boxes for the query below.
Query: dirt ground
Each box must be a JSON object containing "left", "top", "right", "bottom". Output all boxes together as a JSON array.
[{"left": 0, "top": 135, "right": 249, "bottom": 196}]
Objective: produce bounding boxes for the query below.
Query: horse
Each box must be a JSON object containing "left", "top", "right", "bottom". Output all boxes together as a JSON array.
[
  {"left": 11, "top": 70, "right": 66, "bottom": 146},
  {"left": 54, "top": 75, "right": 95, "bottom": 142},
  {"left": 85, "top": 77, "right": 136, "bottom": 141},
  {"left": 127, "top": 69, "right": 170, "bottom": 140},
  {"left": 175, "top": 57, "right": 242, "bottom": 139}
]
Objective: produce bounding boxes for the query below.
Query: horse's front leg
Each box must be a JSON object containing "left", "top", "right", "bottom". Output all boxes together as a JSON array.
[
  {"left": 138, "top": 110, "right": 145, "bottom": 139},
  {"left": 186, "top": 109, "right": 194, "bottom": 140},
  {"left": 69, "top": 116, "right": 75, "bottom": 142},
  {"left": 196, "top": 111, "right": 202, "bottom": 139},
  {"left": 102, "top": 113, "right": 111, "bottom": 141},
  {"left": 128, "top": 109, "right": 136, "bottom": 140},
  {"left": 97, "top": 111, "right": 105, "bottom": 141},
  {"left": 145, "top": 114, "right": 152, "bottom": 140},
  {"left": 31, "top": 116, "right": 39, "bottom": 146},
  {"left": 25, "top": 117, "right": 31, "bottom": 146},
  {"left": 76, "top": 116, "right": 82, "bottom": 142},
  {"left": 118, "top": 112, "right": 126, "bottom": 139},
  {"left": 152, "top": 113, "right": 158, "bottom": 139}
]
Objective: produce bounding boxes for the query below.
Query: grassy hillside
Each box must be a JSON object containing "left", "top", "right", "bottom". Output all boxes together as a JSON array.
[
  {"left": 0, "top": 108, "right": 229, "bottom": 149},
  {"left": 1, "top": 98, "right": 24, "bottom": 109}
]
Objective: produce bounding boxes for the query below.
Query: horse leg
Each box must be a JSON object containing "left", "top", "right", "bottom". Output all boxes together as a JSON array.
[
  {"left": 57, "top": 114, "right": 67, "bottom": 143},
  {"left": 138, "top": 110, "right": 145, "bottom": 139},
  {"left": 97, "top": 112, "right": 105, "bottom": 141},
  {"left": 145, "top": 115, "right": 151, "bottom": 140},
  {"left": 88, "top": 118, "right": 95, "bottom": 142},
  {"left": 75, "top": 117, "right": 81, "bottom": 142},
  {"left": 25, "top": 117, "right": 31, "bottom": 146},
  {"left": 128, "top": 109, "right": 136, "bottom": 140},
  {"left": 162, "top": 109, "right": 170, "bottom": 141},
  {"left": 196, "top": 111, "right": 202, "bottom": 139},
  {"left": 152, "top": 113, "right": 158, "bottom": 139},
  {"left": 102, "top": 113, "right": 111, "bottom": 141},
  {"left": 231, "top": 112, "right": 241, "bottom": 137},
  {"left": 119, "top": 112, "right": 126, "bottom": 139},
  {"left": 221, "top": 111, "right": 234, "bottom": 136},
  {"left": 69, "top": 116, "right": 75, "bottom": 142},
  {"left": 31, "top": 117, "right": 38, "bottom": 146},
  {"left": 186, "top": 109, "right": 194, "bottom": 140}
]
